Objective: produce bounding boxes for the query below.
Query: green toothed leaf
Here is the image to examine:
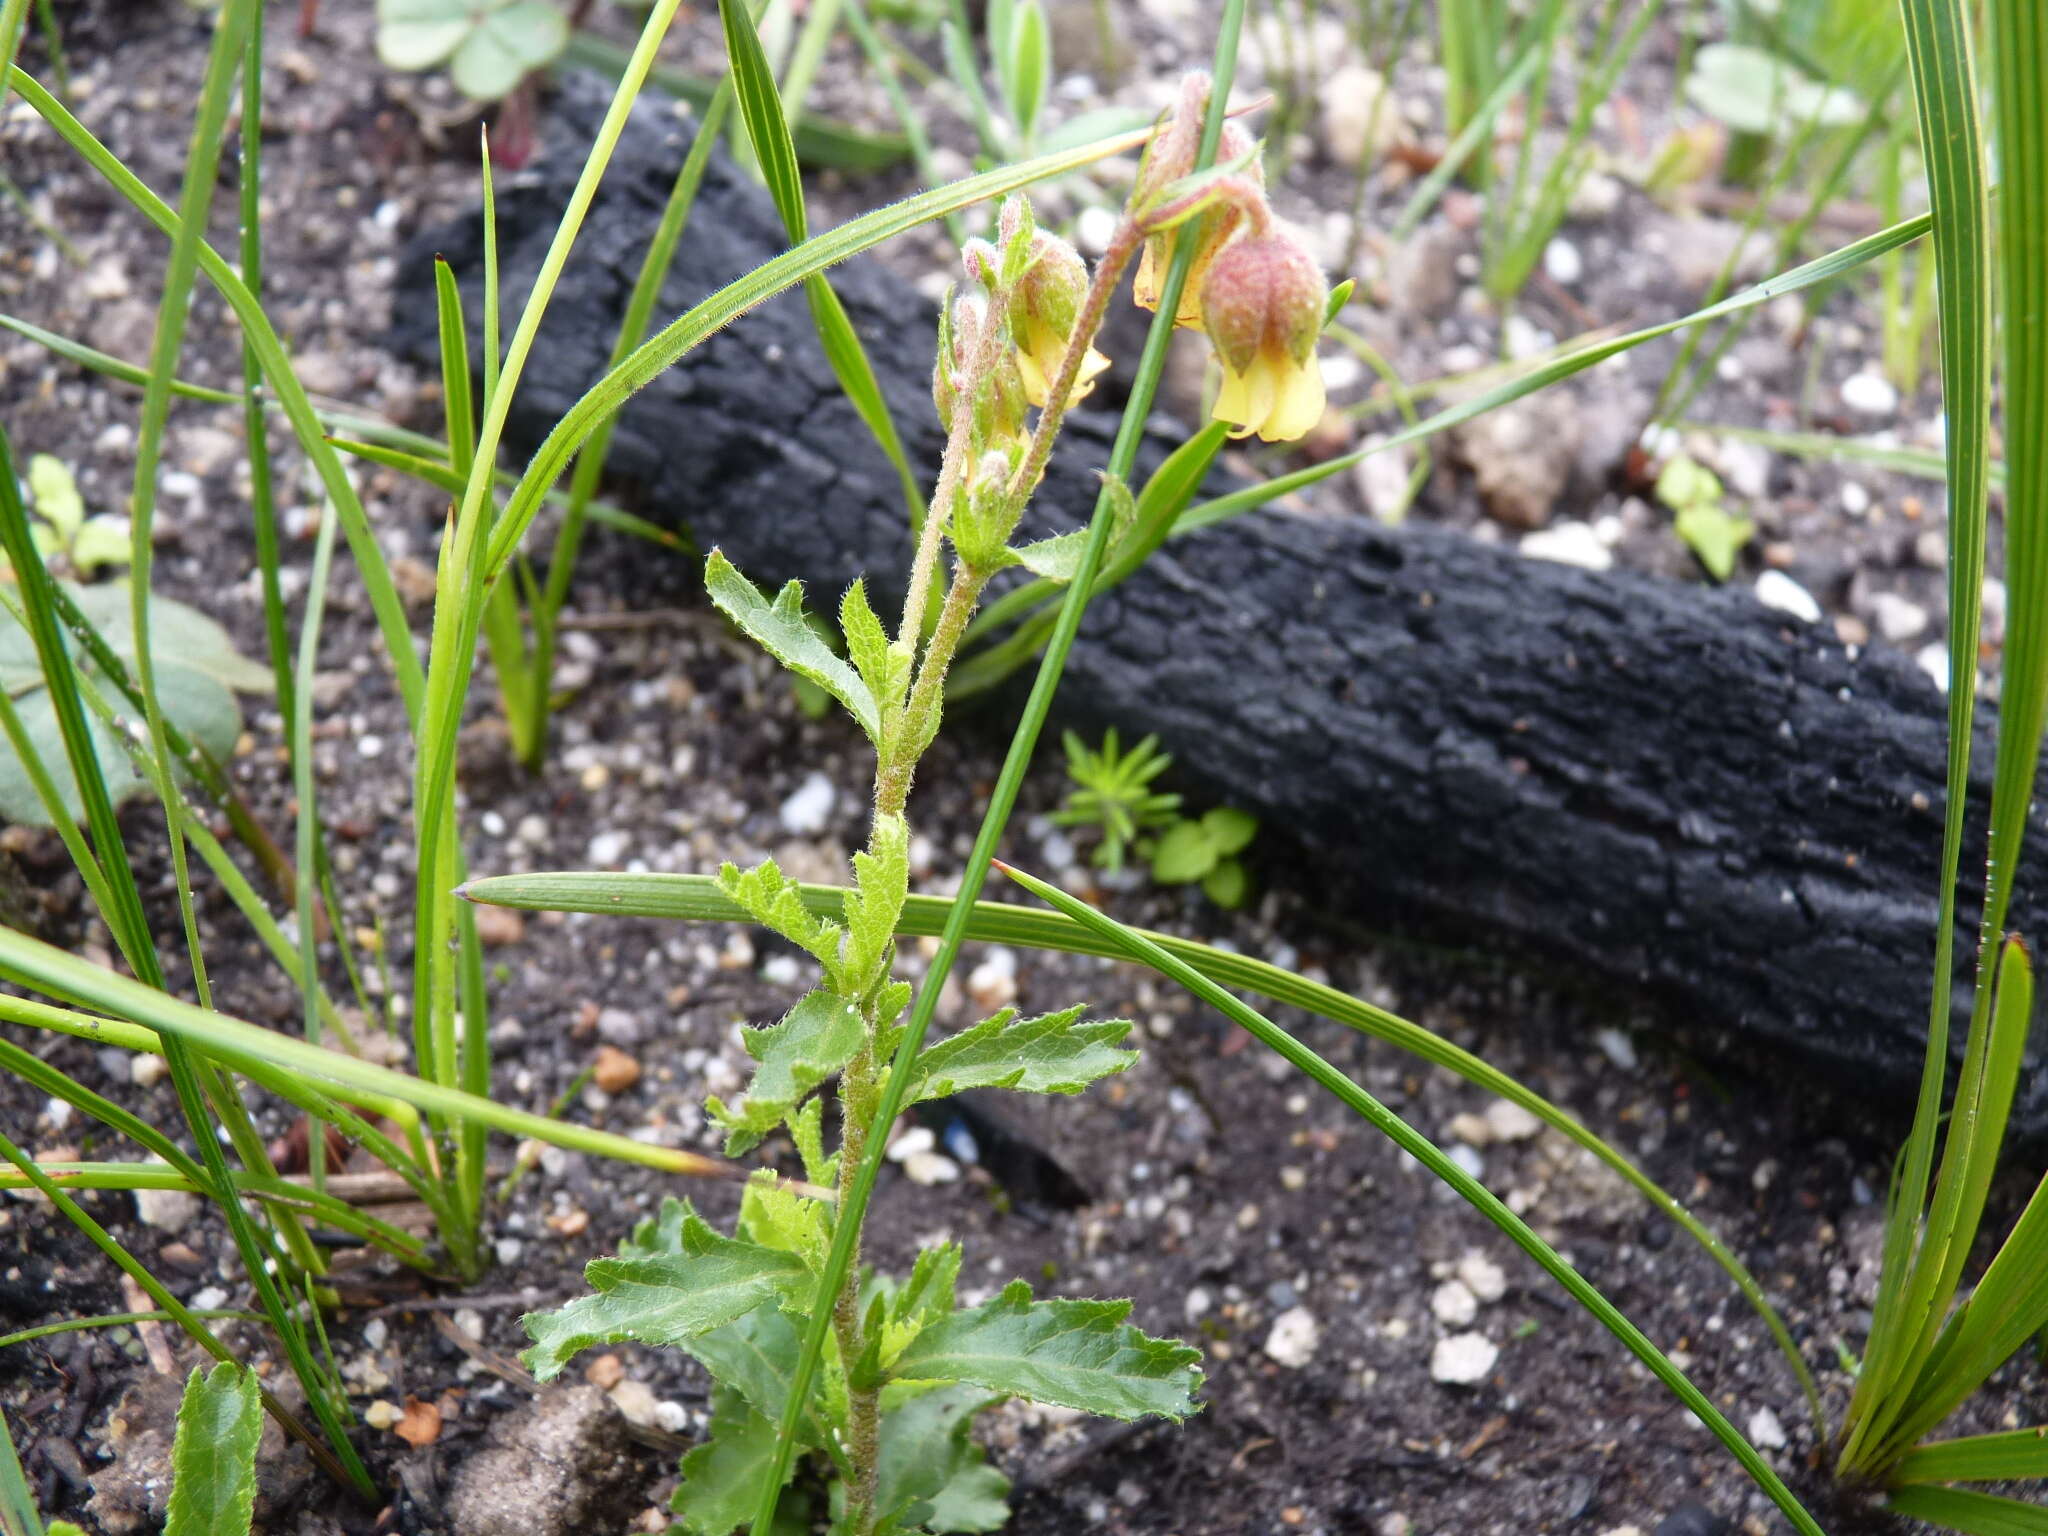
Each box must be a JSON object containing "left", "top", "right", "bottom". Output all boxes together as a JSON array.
[
  {"left": 859, "top": 1383, "right": 1011, "bottom": 1535},
  {"left": 841, "top": 578, "right": 910, "bottom": 713},
  {"left": 164, "top": 1362, "right": 263, "bottom": 1536},
  {"left": 844, "top": 813, "right": 910, "bottom": 991},
  {"left": 790, "top": 1096, "right": 839, "bottom": 1188},
  {"left": 890, "top": 1279, "right": 1203, "bottom": 1420},
  {"left": 672, "top": 1384, "right": 812, "bottom": 1536},
  {"left": 717, "top": 857, "right": 847, "bottom": 982},
  {"left": 520, "top": 1202, "right": 808, "bottom": 1379},
  {"left": 705, "top": 550, "right": 880, "bottom": 742},
  {"left": 684, "top": 1304, "right": 845, "bottom": 1468},
  {"left": 911, "top": 1004, "right": 1136, "bottom": 1102},
  {"left": 708, "top": 990, "right": 868, "bottom": 1156},
  {"left": 739, "top": 1169, "right": 832, "bottom": 1274}
]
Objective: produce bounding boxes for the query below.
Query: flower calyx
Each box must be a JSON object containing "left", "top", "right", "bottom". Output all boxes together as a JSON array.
[{"left": 1199, "top": 225, "right": 1328, "bottom": 443}]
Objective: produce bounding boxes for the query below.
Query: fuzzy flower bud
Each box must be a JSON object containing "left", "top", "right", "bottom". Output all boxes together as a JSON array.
[
  {"left": 1133, "top": 120, "right": 1263, "bottom": 330},
  {"left": 950, "top": 446, "right": 1026, "bottom": 571},
  {"left": 1199, "top": 227, "right": 1328, "bottom": 443},
  {"left": 932, "top": 289, "right": 1029, "bottom": 449},
  {"left": 1007, "top": 231, "right": 1110, "bottom": 409}
]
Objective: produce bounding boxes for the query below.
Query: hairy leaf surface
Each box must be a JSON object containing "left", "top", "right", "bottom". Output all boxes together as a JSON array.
[
  {"left": 912, "top": 1005, "right": 1136, "bottom": 1102},
  {"left": 522, "top": 1204, "right": 808, "bottom": 1378},
  {"left": 890, "top": 1280, "right": 1202, "bottom": 1420},
  {"left": 708, "top": 990, "right": 868, "bottom": 1155},
  {"left": 705, "top": 550, "right": 879, "bottom": 741}
]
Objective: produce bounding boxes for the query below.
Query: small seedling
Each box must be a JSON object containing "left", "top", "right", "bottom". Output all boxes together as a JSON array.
[
  {"left": 375, "top": 0, "right": 569, "bottom": 101},
  {"left": 1050, "top": 728, "right": 1180, "bottom": 872},
  {"left": 1149, "top": 805, "right": 1258, "bottom": 908},
  {"left": 6, "top": 455, "right": 131, "bottom": 579},
  {"left": 1656, "top": 453, "right": 1754, "bottom": 583}
]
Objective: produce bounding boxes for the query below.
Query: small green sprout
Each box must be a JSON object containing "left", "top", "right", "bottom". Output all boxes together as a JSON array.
[
  {"left": 8, "top": 455, "right": 132, "bottom": 580},
  {"left": 1051, "top": 728, "right": 1182, "bottom": 873},
  {"left": 1148, "top": 806, "right": 1258, "bottom": 909},
  {"left": 1656, "top": 452, "right": 1755, "bottom": 583}
]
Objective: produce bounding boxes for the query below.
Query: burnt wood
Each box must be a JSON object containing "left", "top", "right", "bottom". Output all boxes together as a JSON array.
[{"left": 395, "top": 77, "right": 2048, "bottom": 1137}]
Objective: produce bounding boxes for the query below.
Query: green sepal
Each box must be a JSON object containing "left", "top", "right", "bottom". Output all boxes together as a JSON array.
[
  {"left": 911, "top": 1004, "right": 1136, "bottom": 1102},
  {"left": 890, "top": 1279, "right": 1203, "bottom": 1421},
  {"left": 520, "top": 1202, "right": 809, "bottom": 1379},
  {"left": 705, "top": 549, "right": 881, "bottom": 743},
  {"left": 707, "top": 990, "right": 867, "bottom": 1156}
]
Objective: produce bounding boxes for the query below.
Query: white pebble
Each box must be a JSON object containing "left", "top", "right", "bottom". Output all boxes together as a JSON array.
[
  {"left": 1754, "top": 569, "right": 1822, "bottom": 625},
  {"left": 189, "top": 1286, "right": 229, "bottom": 1312},
  {"left": 966, "top": 947, "right": 1019, "bottom": 1011},
  {"left": 609, "top": 1379, "right": 660, "bottom": 1428},
  {"left": 1748, "top": 1405, "right": 1789, "bottom": 1450},
  {"left": 1456, "top": 1252, "right": 1509, "bottom": 1304},
  {"left": 1870, "top": 592, "right": 1929, "bottom": 644},
  {"left": 130, "top": 1053, "right": 169, "bottom": 1088},
  {"left": 902, "top": 1150, "right": 961, "bottom": 1185},
  {"left": 357, "top": 735, "right": 385, "bottom": 759},
  {"left": 133, "top": 1187, "right": 199, "bottom": 1231},
  {"left": 1075, "top": 205, "right": 1118, "bottom": 258},
  {"left": 1431, "top": 1278, "right": 1478, "bottom": 1327},
  {"left": 1263, "top": 1305, "right": 1322, "bottom": 1368},
  {"left": 1542, "top": 237, "right": 1583, "bottom": 286},
  {"left": 1519, "top": 521, "right": 1613, "bottom": 572},
  {"left": 778, "top": 772, "right": 837, "bottom": 835},
  {"left": 1593, "top": 1027, "right": 1639, "bottom": 1071},
  {"left": 586, "top": 829, "right": 630, "bottom": 865},
  {"left": 887, "top": 1125, "right": 936, "bottom": 1162},
  {"left": 1483, "top": 1101, "right": 1542, "bottom": 1143},
  {"left": 1839, "top": 480, "right": 1871, "bottom": 515},
  {"left": 1917, "top": 642, "right": 1951, "bottom": 692},
  {"left": 1429, "top": 1331, "right": 1499, "bottom": 1386},
  {"left": 1446, "top": 1143, "right": 1485, "bottom": 1182},
  {"left": 1840, "top": 371, "right": 1899, "bottom": 417},
  {"left": 761, "top": 953, "right": 801, "bottom": 987}
]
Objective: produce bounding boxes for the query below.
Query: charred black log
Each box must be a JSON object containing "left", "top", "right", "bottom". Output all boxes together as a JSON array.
[{"left": 393, "top": 76, "right": 2048, "bottom": 1136}]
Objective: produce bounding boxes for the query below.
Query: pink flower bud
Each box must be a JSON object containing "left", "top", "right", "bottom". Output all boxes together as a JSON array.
[
  {"left": 1198, "top": 228, "right": 1328, "bottom": 443},
  {"left": 1007, "top": 231, "right": 1108, "bottom": 409}
]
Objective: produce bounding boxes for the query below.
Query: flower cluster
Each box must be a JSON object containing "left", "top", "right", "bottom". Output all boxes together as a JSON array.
[{"left": 1131, "top": 74, "right": 1330, "bottom": 443}]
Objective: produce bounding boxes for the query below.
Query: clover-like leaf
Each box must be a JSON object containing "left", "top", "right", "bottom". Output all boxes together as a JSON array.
[
  {"left": 910, "top": 1005, "right": 1135, "bottom": 1103},
  {"left": 707, "top": 990, "right": 868, "bottom": 1156},
  {"left": 1149, "top": 818, "right": 1218, "bottom": 883},
  {"left": 1675, "top": 501, "right": 1756, "bottom": 584},
  {"left": 26, "top": 454, "right": 84, "bottom": 546},
  {"left": 890, "top": 1280, "right": 1203, "bottom": 1421},
  {"left": 376, "top": 0, "right": 569, "bottom": 101},
  {"left": 1199, "top": 806, "right": 1258, "bottom": 857},
  {"left": 706, "top": 550, "right": 880, "bottom": 743},
  {"left": 521, "top": 1202, "right": 808, "bottom": 1379},
  {"left": 1684, "top": 42, "right": 1862, "bottom": 137},
  {"left": 164, "top": 1363, "right": 263, "bottom": 1536}
]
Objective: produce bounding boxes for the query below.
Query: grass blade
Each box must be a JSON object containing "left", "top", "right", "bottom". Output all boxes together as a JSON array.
[
  {"left": 718, "top": 0, "right": 925, "bottom": 529},
  {"left": 1893, "top": 1428, "right": 2048, "bottom": 1485},
  {"left": 993, "top": 859, "right": 1825, "bottom": 1536},
  {"left": 1886, "top": 1486, "right": 2048, "bottom": 1535},
  {"left": 1839, "top": 0, "right": 1995, "bottom": 1459}
]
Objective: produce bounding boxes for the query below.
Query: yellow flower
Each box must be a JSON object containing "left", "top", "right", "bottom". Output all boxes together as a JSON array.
[
  {"left": 1007, "top": 231, "right": 1110, "bottom": 408},
  {"left": 1198, "top": 230, "right": 1328, "bottom": 444},
  {"left": 1132, "top": 120, "right": 1261, "bottom": 331}
]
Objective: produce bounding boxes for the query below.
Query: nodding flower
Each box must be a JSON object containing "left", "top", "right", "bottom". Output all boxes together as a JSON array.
[
  {"left": 1131, "top": 77, "right": 1261, "bottom": 330},
  {"left": 1198, "top": 227, "right": 1328, "bottom": 444},
  {"left": 1008, "top": 231, "right": 1110, "bottom": 409}
]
